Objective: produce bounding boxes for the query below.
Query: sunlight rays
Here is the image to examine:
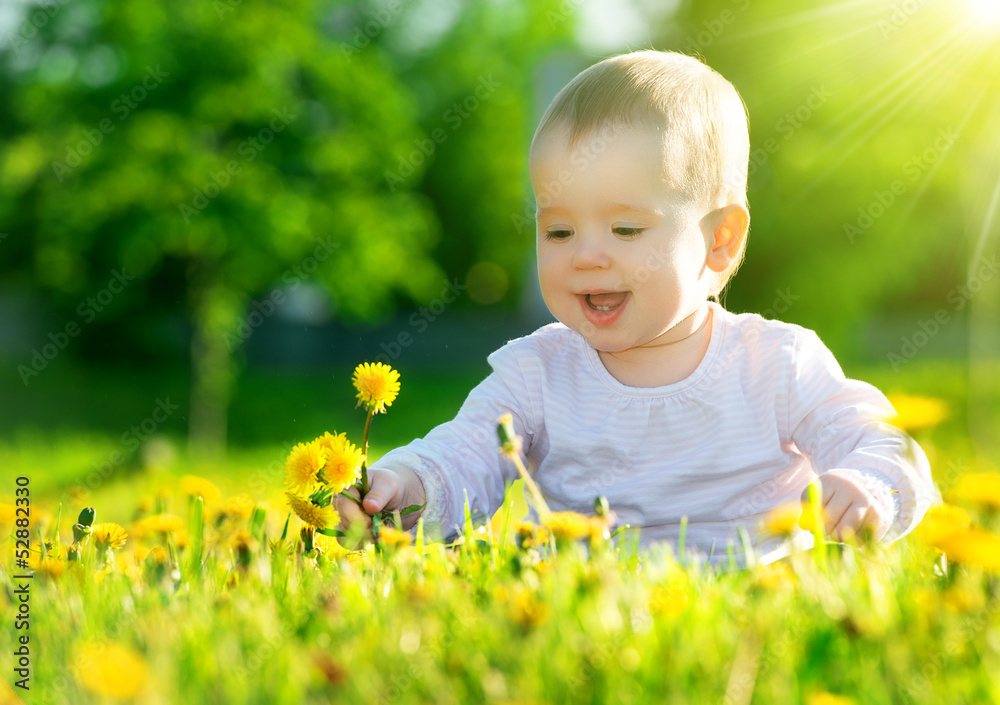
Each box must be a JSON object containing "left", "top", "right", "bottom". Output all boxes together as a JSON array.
[
  {"left": 968, "top": 103, "right": 1000, "bottom": 271},
  {"left": 699, "top": 0, "right": 1000, "bottom": 240},
  {"left": 793, "top": 25, "right": 984, "bottom": 201}
]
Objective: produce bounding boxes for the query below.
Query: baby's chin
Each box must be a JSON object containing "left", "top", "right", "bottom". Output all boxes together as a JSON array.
[{"left": 562, "top": 321, "right": 636, "bottom": 353}]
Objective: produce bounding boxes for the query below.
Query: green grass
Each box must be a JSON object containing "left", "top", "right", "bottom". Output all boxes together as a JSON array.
[
  {"left": 1, "top": 356, "right": 998, "bottom": 704},
  {"left": 2, "top": 489, "right": 999, "bottom": 704}
]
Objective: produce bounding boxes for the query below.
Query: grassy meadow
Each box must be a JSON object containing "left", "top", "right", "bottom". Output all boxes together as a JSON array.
[{"left": 2, "top": 356, "right": 999, "bottom": 705}]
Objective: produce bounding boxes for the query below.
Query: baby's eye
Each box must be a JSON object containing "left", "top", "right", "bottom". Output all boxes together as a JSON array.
[
  {"left": 544, "top": 229, "right": 573, "bottom": 241},
  {"left": 613, "top": 227, "right": 645, "bottom": 239}
]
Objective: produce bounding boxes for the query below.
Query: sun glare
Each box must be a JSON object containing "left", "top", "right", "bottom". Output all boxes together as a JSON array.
[{"left": 965, "top": 0, "right": 1000, "bottom": 31}]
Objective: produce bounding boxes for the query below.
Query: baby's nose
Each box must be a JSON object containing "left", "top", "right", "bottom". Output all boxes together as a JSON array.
[{"left": 571, "top": 233, "right": 612, "bottom": 269}]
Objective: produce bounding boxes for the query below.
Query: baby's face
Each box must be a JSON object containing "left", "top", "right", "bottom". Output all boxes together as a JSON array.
[{"left": 531, "top": 125, "right": 715, "bottom": 353}]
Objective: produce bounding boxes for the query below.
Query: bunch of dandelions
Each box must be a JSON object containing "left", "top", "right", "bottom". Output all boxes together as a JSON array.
[
  {"left": 283, "top": 431, "right": 365, "bottom": 540},
  {"left": 282, "top": 362, "right": 421, "bottom": 546}
]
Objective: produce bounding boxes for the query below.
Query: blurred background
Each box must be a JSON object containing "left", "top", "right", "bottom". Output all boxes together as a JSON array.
[{"left": 1, "top": 0, "right": 998, "bottom": 516}]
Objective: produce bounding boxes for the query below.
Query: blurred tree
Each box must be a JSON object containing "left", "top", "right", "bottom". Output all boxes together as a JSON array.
[
  {"left": 0, "top": 0, "right": 576, "bottom": 457},
  {"left": 0, "top": 0, "right": 446, "bottom": 457},
  {"left": 346, "top": 0, "right": 576, "bottom": 308}
]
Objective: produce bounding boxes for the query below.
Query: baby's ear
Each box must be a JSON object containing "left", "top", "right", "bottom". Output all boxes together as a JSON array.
[{"left": 706, "top": 204, "right": 749, "bottom": 273}]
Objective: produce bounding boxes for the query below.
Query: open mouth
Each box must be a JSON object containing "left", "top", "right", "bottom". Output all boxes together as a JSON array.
[
  {"left": 578, "top": 291, "right": 630, "bottom": 328},
  {"left": 585, "top": 292, "right": 628, "bottom": 311}
]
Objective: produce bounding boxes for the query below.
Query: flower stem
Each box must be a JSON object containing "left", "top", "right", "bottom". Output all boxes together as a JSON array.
[
  {"left": 359, "top": 408, "right": 374, "bottom": 495},
  {"left": 508, "top": 451, "right": 552, "bottom": 522}
]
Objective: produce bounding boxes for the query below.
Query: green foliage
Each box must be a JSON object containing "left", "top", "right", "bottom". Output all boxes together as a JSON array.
[
  {"left": 0, "top": 0, "right": 445, "bottom": 320},
  {"left": 385, "top": 0, "right": 576, "bottom": 303},
  {"left": 3, "top": 0, "right": 997, "bottom": 365}
]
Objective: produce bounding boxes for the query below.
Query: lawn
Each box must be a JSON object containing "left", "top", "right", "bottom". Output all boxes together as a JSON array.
[{"left": 1, "top": 355, "right": 998, "bottom": 704}]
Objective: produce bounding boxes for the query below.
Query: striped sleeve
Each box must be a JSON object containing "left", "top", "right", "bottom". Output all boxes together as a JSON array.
[
  {"left": 785, "top": 328, "right": 938, "bottom": 542},
  {"left": 370, "top": 344, "right": 536, "bottom": 541}
]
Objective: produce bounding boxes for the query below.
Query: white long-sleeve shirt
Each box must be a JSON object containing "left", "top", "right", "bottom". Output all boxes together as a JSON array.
[{"left": 373, "top": 301, "right": 937, "bottom": 565}]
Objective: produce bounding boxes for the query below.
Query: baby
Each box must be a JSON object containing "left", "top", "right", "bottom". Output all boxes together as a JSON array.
[{"left": 337, "top": 50, "right": 936, "bottom": 565}]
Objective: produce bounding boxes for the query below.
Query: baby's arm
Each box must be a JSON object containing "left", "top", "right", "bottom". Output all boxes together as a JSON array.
[
  {"left": 786, "top": 329, "right": 938, "bottom": 543},
  {"left": 339, "top": 351, "right": 536, "bottom": 541}
]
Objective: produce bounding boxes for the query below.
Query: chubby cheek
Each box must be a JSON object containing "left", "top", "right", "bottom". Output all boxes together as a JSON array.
[
  {"left": 617, "top": 250, "right": 679, "bottom": 296},
  {"left": 535, "top": 247, "right": 560, "bottom": 289},
  {"left": 536, "top": 250, "right": 573, "bottom": 316}
]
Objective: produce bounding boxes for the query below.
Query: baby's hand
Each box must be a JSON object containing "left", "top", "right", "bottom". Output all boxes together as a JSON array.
[
  {"left": 335, "top": 465, "right": 427, "bottom": 542},
  {"left": 799, "top": 470, "right": 889, "bottom": 542}
]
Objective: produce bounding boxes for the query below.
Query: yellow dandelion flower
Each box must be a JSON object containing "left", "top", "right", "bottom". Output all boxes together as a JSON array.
[
  {"left": 378, "top": 525, "right": 413, "bottom": 549},
  {"left": 588, "top": 514, "right": 612, "bottom": 543},
  {"left": 173, "top": 528, "right": 190, "bottom": 550},
  {"left": 37, "top": 557, "right": 66, "bottom": 581},
  {"left": 284, "top": 440, "right": 330, "bottom": 494},
  {"left": 497, "top": 412, "right": 523, "bottom": 456},
  {"left": 229, "top": 530, "right": 259, "bottom": 553},
  {"left": 543, "top": 511, "right": 593, "bottom": 541},
  {"left": 916, "top": 503, "right": 970, "bottom": 547},
  {"left": 178, "top": 474, "right": 221, "bottom": 503},
  {"left": 144, "top": 545, "right": 169, "bottom": 565},
  {"left": 0, "top": 502, "right": 15, "bottom": 526},
  {"left": 508, "top": 585, "right": 550, "bottom": 627},
  {"left": 806, "top": 693, "right": 857, "bottom": 705},
  {"left": 286, "top": 491, "right": 339, "bottom": 530},
  {"left": 943, "top": 584, "right": 986, "bottom": 613},
  {"left": 316, "top": 432, "right": 365, "bottom": 492},
  {"left": 948, "top": 472, "right": 1000, "bottom": 511},
  {"left": 885, "top": 394, "right": 949, "bottom": 433},
  {"left": 73, "top": 641, "right": 149, "bottom": 699},
  {"left": 936, "top": 527, "right": 1000, "bottom": 572},
  {"left": 352, "top": 362, "right": 401, "bottom": 414},
  {"left": 91, "top": 523, "right": 128, "bottom": 551},
  {"left": 649, "top": 583, "right": 690, "bottom": 618},
  {"left": 115, "top": 552, "right": 144, "bottom": 583},
  {"left": 516, "top": 521, "right": 549, "bottom": 549},
  {"left": 315, "top": 533, "right": 351, "bottom": 559},
  {"left": 28, "top": 545, "right": 69, "bottom": 569},
  {"left": 216, "top": 495, "right": 254, "bottom": 521},
  {"left": 754, "top": 560, "right": 796, "bottom": 591},
  {"left": 762, "top": 502, "right": 804, "bottom": 536},
  {"left": 134, "top": 513, "right": 185, "bottom": 537},
  {"left": 343, "top": 550, "right": 367, "bottom": 567},
  {"left": 229, "top": 530, "right": 259, "bottom": 569},
  {"left": 141, "top": 545, "right": 173, "bottom": 584}
]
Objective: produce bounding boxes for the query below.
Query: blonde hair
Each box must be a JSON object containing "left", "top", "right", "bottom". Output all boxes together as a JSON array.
[{"left": 530, "top": 50, "right": 751, "bottom": 296}]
